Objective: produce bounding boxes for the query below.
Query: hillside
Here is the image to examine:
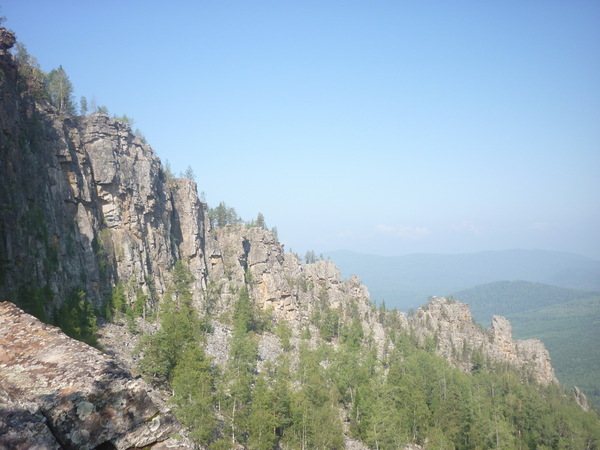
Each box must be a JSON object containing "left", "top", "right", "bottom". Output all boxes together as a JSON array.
[
  {"left": 326, "top": 249, "right": 600, "bottom": 311},
  {"left": 509, "top": 295, "right": 600, "bottom": 411},
  {"left": 1, "top": 27, "right": 599, "bottom": 449},
  {"left": 454, "top": 280, "right": 600, "bottom": 410},
  {"left": 453, "top": 280, "right": 594, "bottom": 323}
]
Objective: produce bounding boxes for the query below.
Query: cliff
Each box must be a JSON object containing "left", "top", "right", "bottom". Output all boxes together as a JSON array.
[
  {"left": 0, "top": 23, "right": 557, "bottom": 381},
  {"left": 0, "top": 26, "right": 573, "bottom": 447},
  {"left": 0, "top": 27, "right": 212, "bottom": 313},
  {"left": 411, "top": 297, "right": 557, "bottom": 385}
]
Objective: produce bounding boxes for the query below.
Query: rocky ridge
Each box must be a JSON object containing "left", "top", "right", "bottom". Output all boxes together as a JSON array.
[
  {"left": 411, "top": 297, "right": 557, "bottom": 385},
  {"left": 0, "top": 25, "right": 565, "bottom": 447}
]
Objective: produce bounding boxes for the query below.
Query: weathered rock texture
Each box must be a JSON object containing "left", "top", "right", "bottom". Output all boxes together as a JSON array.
[
  {"left": 411, "top": 297, "right": 557, "bottom": 385},
  {"left": 206, "top": 226, "right": 375, "bottom": 323},
  {"left": 0, "top": 302, "right": 187, "bottom": 449},
  {"left": 0, "top": 26, "right": 212, "bottom": 313}
]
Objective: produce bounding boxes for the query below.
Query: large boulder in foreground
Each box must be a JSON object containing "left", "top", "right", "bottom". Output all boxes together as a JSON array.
[{"left": 0, "top": 301, "right": 187, "bottom": 449}]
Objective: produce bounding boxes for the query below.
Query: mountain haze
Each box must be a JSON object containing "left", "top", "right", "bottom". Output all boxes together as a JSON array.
[{"left": 326, "top": 249, "right": 600, "bottom": 310}]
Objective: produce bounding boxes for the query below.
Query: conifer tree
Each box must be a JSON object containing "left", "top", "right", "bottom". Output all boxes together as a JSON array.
[
  {"left": 138, "top": 261, "right": 199, "bottom": 383},
  {"left": 170, "top": 344, "right": 216, "bottom": 445},
  {"left": 46, "top": 65, "right": 75, "bottom": 115}
]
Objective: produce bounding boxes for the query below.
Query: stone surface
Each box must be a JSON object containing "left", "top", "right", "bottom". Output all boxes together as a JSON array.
[
  {"left": 0, "top": 404, "right": 62, "bottom": 450},
  {"left": 411, "top": 297, "right": 557, "bottom": 385},
  {"left": 573, "top": 386, "right": 591, "bottom": 412},
  {"left": 0, "top": 302, "right": 186, "bottom": 449},
  {"left": 0, "top": 27, "right": 15, "bottom": 51}
]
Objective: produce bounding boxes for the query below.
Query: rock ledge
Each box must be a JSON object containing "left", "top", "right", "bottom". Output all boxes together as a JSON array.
[{"left": 0, "top": 301, "right": 187, "bottom": 449}]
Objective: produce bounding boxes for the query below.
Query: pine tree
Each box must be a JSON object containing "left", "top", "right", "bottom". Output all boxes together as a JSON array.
[
  {"left": 170, "top": 344, "right": 216, "bottom": 445},
  {"left": 80, "top": 96, "right": 88, "bottom": 115},
  {"left": 138, "top": 261, "right": 200, "bottom": 383},
  {"left": 45, "top": 66, "right": 75, "bottom": 115}
]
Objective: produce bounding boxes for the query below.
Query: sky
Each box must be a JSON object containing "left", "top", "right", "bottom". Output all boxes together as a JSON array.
[{"left": 3, "top": 1, "right": 600, "bottom": 259}]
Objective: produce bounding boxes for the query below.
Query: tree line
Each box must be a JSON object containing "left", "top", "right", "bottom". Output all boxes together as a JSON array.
[
  {"left": 133, "top": 262, "right": 600, "bottom": 449},
  {"left": 13, "top": 42, "right": 145, "bottom": 140}
]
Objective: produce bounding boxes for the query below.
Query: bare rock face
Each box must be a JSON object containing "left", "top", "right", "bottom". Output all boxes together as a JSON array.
[
  {"left": 0, "top": 44, "right": 209, "bottom": 314},
  {"left": 0, "top": 27, "right": 15, "bottom": 52},
  {"left": 411, "top": 297, "right": 557, "bottom": 385},
  {"left": 573, "top": 386, "right": 591, "bottom": 412},
  {"left": 207, "top": 226, "right": 379, "bottom": 325},
  {"left": 0, "top": 302, "right": 187, "bottom": 449}
]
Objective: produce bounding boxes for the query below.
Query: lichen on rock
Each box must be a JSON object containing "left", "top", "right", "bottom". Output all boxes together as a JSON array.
[{"left": 0, "top": 302, "right": 187, "bottom": 449}]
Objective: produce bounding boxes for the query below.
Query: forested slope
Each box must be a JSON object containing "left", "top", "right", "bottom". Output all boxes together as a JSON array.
[{"left": 455, "top": 280, "right": 600, "bottom": 411}]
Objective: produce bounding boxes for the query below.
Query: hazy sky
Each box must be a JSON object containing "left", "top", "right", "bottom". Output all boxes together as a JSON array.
[{"left": 3, "top": 1, "right": 599, "bottom": 259}]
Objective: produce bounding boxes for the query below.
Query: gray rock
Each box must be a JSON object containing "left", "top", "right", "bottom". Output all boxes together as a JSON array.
[
  {"left": 573, "top": 386, "right": 591, "bottom": 412},
  {"left": 0, "top": 302, "right": 187, "bottom": 449},
  {"left": 0, "top": 27, "right": 15, "bottom": 52},
  {"left": 411, "top": 297, "right": 557, "bottom": 385}
]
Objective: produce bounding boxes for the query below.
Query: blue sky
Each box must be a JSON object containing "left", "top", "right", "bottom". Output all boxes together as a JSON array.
[{"left": 3, "top": 1, "right": 599, "bottom": 259}]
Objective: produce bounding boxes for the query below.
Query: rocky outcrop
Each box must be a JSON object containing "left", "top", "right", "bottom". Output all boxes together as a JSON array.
[
  {"left": 573, "top": 386, "right": 591, "bottom": 412},
  {"left": 0, "top": 302, "right": 189, "bottom": 449},
  {"left": 0, "top": 27, "right": 15, "bottom": 52},
  {"left": 411, "top": 297, "right": 557, "bottom": 385},
  {"left": 206, "top": 225, "right": 378, "bottom": 323},
  {"left": 0, "top": 25, "right": 569, "bottom": 445}
]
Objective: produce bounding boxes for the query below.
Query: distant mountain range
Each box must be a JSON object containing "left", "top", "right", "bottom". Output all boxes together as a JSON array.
[{"left": 324, "top": 249, "right": 600, "bottom": 311}]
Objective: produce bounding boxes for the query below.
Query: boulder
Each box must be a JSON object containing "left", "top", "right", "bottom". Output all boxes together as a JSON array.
[{"left": 0, "top": 302, "right": 187, "bottom": 449}]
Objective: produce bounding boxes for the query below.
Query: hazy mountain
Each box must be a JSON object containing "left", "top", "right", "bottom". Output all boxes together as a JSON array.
[
  {"left": 453, "top": 280, "right": 593, "bottom": 324},
  {"left": 325, "top": 249, "right": 600, "bottom": 310}
]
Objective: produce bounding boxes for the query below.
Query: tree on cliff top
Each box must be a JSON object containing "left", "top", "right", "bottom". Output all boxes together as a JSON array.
[{"left": 46, "top": 65, "right": 75, "bottom": 116}]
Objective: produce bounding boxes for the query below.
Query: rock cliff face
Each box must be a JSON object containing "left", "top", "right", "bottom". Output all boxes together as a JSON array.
[
  {"left": 0, "top": 25, "right": 563, "bottom": 445},
  {"left": 0, "top": 27, "right": 211, "bottom": 312},
  {"left": 206, "top": 225, "right": 375, "bottom": 323},
  {"left": 0, "top": 25, "right": 557, "bottom": 377},
  {"left": 411, "top": 297, "right": 557, "bottom": 385},
  {"left": 0, "top": 302, "right": 189, "bottom": 449}
]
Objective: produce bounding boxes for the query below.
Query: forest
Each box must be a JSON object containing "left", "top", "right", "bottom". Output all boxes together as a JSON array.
[{"left": 126, "top": 262, "right": 600, "bottom": 449}]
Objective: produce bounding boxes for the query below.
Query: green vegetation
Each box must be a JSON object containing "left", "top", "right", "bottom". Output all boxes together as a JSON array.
[
  {"left": 510, "top": 295, "right": 600, "bottom": 411},
  {"left": 208, "top": 201, "right": 243, "bottom": 228},
  {"left": 52, "top": 287, "right": 98, "bottom": 346},
  {"left": 135, "top": 279, "right": 600, "bottom": 448},
  {"left": 304, "top": 249, "right": 324, "bottom": 264},
  {"left": 13, "top": 42, "right": 47, "bottom": 101},
  {"left": 45, "top": 65, "right": 76, "bottom": 116},
  {"left": 15, "top": 284, "right": 53, "bottom": 322},
  {"left": 246, "top": 212, "right": 267, "bottom": 230},
  {"left": 453, "top": 280, "right": 592, "bottom": 324},
  {"left": 138, "top": 260, "right": 205, "bottom": 384},
  {"left": 454, "top": 280, "right": 600, "bottom": 411}
]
